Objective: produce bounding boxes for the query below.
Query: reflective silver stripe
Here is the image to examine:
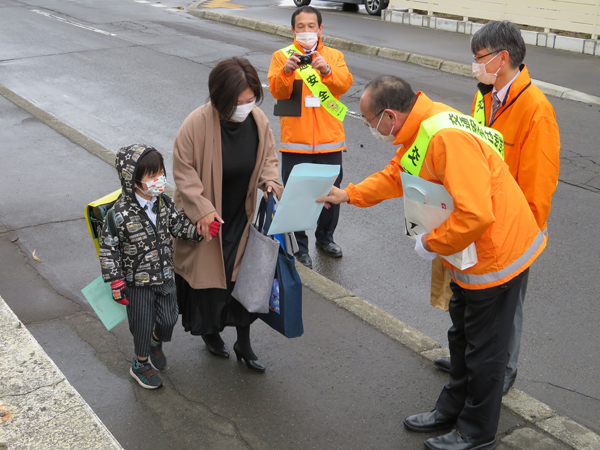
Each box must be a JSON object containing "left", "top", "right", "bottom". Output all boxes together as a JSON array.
[
  {"left": 450, "top": 230, "right": 545, "bottom": 286},
  {"left": 280, "top": 143, "right": 313, "bottom": 151},
  {"left": 542, "top": 227, "right": 548, "bottom": 237},
  {"left": 279, "top": 141, "right": 346, "bottom": 152},
  {"left": 315, "top": 141, "right": 345, "bottom": 151}
]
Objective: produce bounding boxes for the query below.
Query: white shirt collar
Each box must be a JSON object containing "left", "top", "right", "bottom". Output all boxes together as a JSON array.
[
  {"left": 135, "top": 192, "right": 156, "bottom": 209},
  {"left": 493, "top": 70, "right": 520, "bottom": 104}
]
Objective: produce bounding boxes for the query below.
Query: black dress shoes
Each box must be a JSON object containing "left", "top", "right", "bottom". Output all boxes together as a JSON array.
[
  {"left": 434, "top": 356, "right": 451, "bottom": 373},
  {"left": 424, "top": 430, "right": 496, "bottom": 450},
  {"left": 316, "top": 241, "right": 343, "bottom": 258},
  {"left": 403, "top": 410, "right": 456, "bottom": 433},
  {"left": 294, "top": 252, "right": 313, "bottom": 269},
  {"left": 233, "top": 342, "right": 266, "bottom": 372},
  {"left": 503, "top": 370, "right": 517, "bottom": 396},
  {"left": 201, "top": 336, "right": 230, "bottom": 358}
]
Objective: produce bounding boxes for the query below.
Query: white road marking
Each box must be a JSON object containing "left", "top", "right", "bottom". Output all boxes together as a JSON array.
[{"left": 31, "top": 9, "right": 116, "bottom": 36}]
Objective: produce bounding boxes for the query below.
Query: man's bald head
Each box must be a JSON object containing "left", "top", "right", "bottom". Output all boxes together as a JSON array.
[{"left": 362, "top": 75, "right": 417, "bottom": 116}]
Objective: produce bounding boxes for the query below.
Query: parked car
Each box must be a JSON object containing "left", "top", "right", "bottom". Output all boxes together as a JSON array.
[{"left": 292, "top": 0, "right": 389, "bottom": 16}]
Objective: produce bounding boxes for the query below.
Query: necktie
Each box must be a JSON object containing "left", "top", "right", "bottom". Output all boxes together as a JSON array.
[
  {"left": 144, "top": 202, "right": 158, "bottom": 214},
  {"left": 490, "top": 92, "right": 501, "bottom": 125}
]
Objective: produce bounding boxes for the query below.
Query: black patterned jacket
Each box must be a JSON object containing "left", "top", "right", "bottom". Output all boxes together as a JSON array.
[{"left": 99, "top": 144, "right": 201, "bottom": 287}]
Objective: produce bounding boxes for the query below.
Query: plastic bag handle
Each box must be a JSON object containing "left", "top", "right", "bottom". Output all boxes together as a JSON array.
[{"left": 405, "top": 186, "right": 430, "bottom": 205}]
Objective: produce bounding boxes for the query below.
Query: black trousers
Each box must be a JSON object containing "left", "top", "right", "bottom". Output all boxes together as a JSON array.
[
  {"left": 281, "top": 151, "right": 343, "bottom": 254},
  {"left": 434, "top": 269, "right": 528, "bottom": 440}
]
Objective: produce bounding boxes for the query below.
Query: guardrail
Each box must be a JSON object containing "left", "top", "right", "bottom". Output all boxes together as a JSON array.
[{"left": 389, "top": 0, "right": 600, "bottom": 39}]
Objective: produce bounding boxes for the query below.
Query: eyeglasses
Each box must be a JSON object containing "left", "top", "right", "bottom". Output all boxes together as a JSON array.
[
  {"left": 362, "top": 109, "right": 385, "bottom": 127},
  {"left": 472, "top": 50, "right": 502, "bottom": 62}
]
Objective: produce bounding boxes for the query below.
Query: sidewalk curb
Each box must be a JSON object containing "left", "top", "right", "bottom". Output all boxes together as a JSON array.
[
  {"left": 0, "top": 296, "right": 123, "bottom": 449},
  {"left": 1, "top": 81, "right": 599, "bottom": 450},
  {"left": 186, "top": 5, "right": 600, "bottom": 107}
]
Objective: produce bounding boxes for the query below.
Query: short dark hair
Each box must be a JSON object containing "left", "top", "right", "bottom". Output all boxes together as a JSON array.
[
  {"left": 135, "top": 149, "right": 165, "bottom": 186},
  {"left": 291, "top": 6, "right": 322, "bottom": 28},
  {"left": 471, "top": 21, "right": 526, "bottom": 68},
  {"left": 364, "top": 75, "right": 417, "bottom": 114},
  {"left": 208, "top": 57, "right": 264, "bottom": 119}
]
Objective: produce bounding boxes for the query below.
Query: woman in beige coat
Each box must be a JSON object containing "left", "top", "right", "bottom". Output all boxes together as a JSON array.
[{"left": 173, "top": 57, "right": 283, "bottom": 372}]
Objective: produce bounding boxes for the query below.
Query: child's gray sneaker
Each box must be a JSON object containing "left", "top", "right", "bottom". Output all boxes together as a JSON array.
[
  {"left": 130, "top": 358, "right": 163, "bottom": 389},
  {"left": 150, "top": 341, "right": 167, "bottom": 371}
]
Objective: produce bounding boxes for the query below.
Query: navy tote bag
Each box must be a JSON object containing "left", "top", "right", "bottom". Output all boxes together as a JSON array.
[{"left": 258, "top": 194, "right": 304, "bottom": 338}]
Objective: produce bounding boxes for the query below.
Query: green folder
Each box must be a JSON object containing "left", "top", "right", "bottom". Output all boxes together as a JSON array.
[{"left": 81, "top": 276, "right": 127, "bottom": 330}]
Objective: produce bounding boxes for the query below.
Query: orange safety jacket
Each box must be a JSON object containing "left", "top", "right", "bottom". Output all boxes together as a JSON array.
[
  {"left": 345, "top": 93, "right": 546, "bottom": 290},
  {"left": 471, "top": 65, "right": 560, "bottom": 233},
  {"left": 268, "top": 38, "right": 353, "bottom": 154}
]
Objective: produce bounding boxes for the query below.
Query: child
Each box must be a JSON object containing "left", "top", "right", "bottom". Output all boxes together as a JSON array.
[{"left": 99, "top": 144, "right": 219, "bottom": 389}]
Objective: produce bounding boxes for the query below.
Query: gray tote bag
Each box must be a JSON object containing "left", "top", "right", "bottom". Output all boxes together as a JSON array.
[{"left": 232, "top": 196, "right": 280, "bottom": 314}]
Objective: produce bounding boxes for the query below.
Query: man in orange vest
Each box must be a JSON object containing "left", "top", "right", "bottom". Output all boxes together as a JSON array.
[
  {"left": 318, "top": 75, "right": 546, "bottom": 450},
  {"left": 433, "top": 21, "right": 560, "bottom": 396},
  {"left": 268, "top": 6, "right": 353, "bottom": 269}
]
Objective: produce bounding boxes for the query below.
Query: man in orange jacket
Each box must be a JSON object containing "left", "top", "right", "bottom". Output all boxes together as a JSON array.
[
  {"left": 318, "top": 75, "right": 546, "bottom": 450},
  {"left": 433, "top": 21, "right": 560, "bottom": 395},
  {"left": 268, "top": 6, "right": 353, "bottom": 269}
]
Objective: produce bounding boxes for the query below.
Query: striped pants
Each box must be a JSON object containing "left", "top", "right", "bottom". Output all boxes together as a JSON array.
[{"left": 126, "top": 279, "right": 178, "bottom": 358}]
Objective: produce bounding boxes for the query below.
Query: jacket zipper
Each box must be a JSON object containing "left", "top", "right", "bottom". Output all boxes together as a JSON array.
[{"left": 139, "top": 196, "right": 165, "bottom": 284}]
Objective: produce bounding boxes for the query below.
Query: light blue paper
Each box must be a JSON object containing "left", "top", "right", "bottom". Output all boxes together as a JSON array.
[
  {"left": 81, "top": 276, "right": 127, "bottom": 330},
  {"left": 267, "top": 163, "right": 341, "bottom": 235}
]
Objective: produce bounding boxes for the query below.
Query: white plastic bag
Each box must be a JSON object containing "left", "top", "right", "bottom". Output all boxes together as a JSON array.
[{"left": 401, "top": 173, "right": 478, "bottom": 270}]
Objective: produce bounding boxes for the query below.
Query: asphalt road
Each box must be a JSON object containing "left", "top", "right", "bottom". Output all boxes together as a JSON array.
[{"left": 0, "top": 0, "right": 599, "bottom": 438}]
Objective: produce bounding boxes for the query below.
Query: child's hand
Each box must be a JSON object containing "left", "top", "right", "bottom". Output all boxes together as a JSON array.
[
  {"left": 209, "top": 219, "right": 221, "bottom": 237},
  {"left": 197, "top": 212, "right": 224, "bottom": 241},
  {"left": 110, "top": 279, "right": 130, "bottom": 306}
]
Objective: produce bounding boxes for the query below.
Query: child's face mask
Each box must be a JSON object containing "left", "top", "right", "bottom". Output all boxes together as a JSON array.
[{"left": 139, "top": 174, "right": 166, "bottom": 197}]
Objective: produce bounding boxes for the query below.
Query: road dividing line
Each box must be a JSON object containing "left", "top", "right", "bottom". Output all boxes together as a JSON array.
[{"left": 30, "top": 9, "right": 116, "bottom": 36}]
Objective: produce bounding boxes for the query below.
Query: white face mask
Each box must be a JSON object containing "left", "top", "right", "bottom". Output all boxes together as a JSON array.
[
  {"left": 230, "top": 101, "right": 255, "bottom": 122},
  {"left": 472, "top": 52, "right": 502, "bottom": 85},
  {"left": 295, "top": 32, "right": 318, "bottom": 49},
  {"left": 369, "top": 111, "right": 396, "bottom": 143},
  {"left": 139, "top": 174, "right": 166, "bottom": 197}
]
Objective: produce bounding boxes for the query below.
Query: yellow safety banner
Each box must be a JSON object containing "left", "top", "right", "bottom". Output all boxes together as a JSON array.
[
  {"left": 473, "top": 90, "right": 486, "bottom": 126},
  {"left": 280, "top": 44, "right": 347, "bottom": 122},
  {"left": 400, "top": 111, "right": 504, "bottom": 176}
]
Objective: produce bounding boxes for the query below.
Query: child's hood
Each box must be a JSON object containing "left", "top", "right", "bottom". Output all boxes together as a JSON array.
[{"left": 115, "top": 144, "right": 158, "bottom": 201}]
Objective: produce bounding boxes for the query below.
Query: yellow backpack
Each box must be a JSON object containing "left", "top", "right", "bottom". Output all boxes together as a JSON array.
[{"left": 84, "top": 189, "right": 122, "bottom": 258}]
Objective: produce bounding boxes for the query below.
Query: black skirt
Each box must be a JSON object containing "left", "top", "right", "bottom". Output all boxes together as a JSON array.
[{"left": 176, "top": 115, "right": 259, "bottom": 335}]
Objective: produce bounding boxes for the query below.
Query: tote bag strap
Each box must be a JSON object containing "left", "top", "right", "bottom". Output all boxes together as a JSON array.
[{"left": 255, "top": 192, "right": 275, "bottom": 235}]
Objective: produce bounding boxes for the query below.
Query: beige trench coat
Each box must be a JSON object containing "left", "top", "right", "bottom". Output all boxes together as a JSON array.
[{"left": 172, "top": 103, "right": 284, "bottom": 289}]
